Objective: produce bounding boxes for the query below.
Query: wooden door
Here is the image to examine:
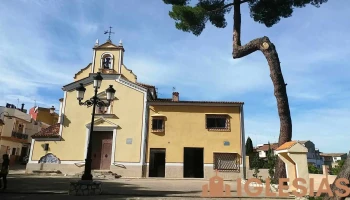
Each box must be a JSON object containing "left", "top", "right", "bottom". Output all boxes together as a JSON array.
[
  {"left": 91, "top": 134, "right": 102, "bottom": 170},
  {"left": 100, "top": 139, "right": 112, "bottom": 170}
]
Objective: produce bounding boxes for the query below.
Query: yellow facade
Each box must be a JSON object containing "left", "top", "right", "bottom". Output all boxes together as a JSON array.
[
  {"left": 147, "top": 105, "right": 242, "bottom": 163},
  {"left": 27, "top": 38, "right": 245, "bottom": 179}
]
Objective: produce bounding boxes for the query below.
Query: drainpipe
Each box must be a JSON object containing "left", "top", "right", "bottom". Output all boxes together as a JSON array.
[
  {"left": 240, "top": 104, "right": 246, "bottom": 180},
  {"left": 141, "top": 102, "right": 150, "bottom": 178}
]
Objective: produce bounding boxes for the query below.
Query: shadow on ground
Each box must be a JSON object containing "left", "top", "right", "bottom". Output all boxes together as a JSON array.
[{"left": 1, "top": 175, "right": 202, "bottom": 198}]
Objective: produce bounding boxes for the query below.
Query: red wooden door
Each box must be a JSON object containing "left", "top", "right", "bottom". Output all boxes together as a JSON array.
[
  {"left": 91, "top": 134, "right": 102, "bottom": 170},
  {"left": 100, "top": 139, "right": 112, "bottom": 170}
]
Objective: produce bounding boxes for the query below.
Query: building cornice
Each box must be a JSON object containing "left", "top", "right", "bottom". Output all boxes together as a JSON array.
[
  {"left": 148, "top": 102, "right": 243, "bottom": 107},
  {"left": 62, "top": 73, "right": 121, "bottom": 91}
]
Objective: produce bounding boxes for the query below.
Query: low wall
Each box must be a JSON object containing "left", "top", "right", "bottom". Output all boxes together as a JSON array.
[{"left": 309, "top": 174, "right": 337, "bottom": 192}]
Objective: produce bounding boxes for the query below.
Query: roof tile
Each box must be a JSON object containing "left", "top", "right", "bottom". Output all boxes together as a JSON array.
[
  {"left": 275, "top": 141, "right": 297, "bottom": 151},
  {"left": 32, "top": 123, "right": 60, "bottom": 138}
]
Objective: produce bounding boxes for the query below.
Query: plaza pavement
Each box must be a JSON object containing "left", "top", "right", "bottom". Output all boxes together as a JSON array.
[{"left": 0, "top": 174, "right": 295, "bottom": 200}]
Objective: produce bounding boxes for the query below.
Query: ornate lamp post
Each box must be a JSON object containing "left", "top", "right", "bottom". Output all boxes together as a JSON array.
[{"left": 75, "top": 72, "right": 116, "bottom": 181}]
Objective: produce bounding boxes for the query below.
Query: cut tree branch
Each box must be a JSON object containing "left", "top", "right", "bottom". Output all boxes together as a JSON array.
[{"left": 232, "top": 0, "right": 292, "bottom": 181}]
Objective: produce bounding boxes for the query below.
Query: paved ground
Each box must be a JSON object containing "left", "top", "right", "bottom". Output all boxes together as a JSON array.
[{"left": 0, "top": 172, "right": 295, "bottom": 200}]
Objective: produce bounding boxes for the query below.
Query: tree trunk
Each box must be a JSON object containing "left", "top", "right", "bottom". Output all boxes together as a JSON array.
[
  {"left": 323, "top": 154, "right": 350, "bottom": 200},
  {"left": 232, "top": 0, "right": 292, "bottom": 180}
]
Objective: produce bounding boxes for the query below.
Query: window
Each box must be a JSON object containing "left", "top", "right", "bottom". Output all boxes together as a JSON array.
[
  {"left": 101, "top": 53, "right": 113, "bottom": 70},
  {"left": 11, "top": 148, "right": 16, "bottom": 155},
  {"left": 213, "top": 153, "right": 240, "bottom": 171},
  {"left": 206, "top": 115, "right": 230, "bottom": 131},
  {"left": 152, "top": 118, "right": 164, "bottom": 132}
]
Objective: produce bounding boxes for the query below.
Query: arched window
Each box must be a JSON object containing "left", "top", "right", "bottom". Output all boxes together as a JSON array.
[{"left": 101, "top": 53, "right": 114, "bottom": 69}]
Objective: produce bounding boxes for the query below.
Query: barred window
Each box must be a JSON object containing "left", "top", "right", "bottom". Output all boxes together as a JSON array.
[
  {"left": 206, "top": 115, "right": 230, "bottom": 131},
  {"left": 152, "top": 117, "right": 165, "bottom": 132},
  {"left": 213, "top": 153, "right": 240, "bottom": 171}
]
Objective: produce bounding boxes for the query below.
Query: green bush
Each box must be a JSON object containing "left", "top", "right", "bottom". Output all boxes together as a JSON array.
[
  {"left": 330, "top": 160, "right": 345, "bottom": 175},
  {"left": 308, "top": 165, "right": 321, "bottom": 174}
]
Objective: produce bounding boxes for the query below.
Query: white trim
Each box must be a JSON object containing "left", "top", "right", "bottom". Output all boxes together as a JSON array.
[
  {"left": 107, "top": 103, "right": 112, "bottom": 114},
  {"left": 118, "top": 50, "right": 122, "bottom": 73},
  {"left": 115, "top": 77, "right": 148, "bottom": 165},
  {"left": 240, "top": 104, "right": 246, "bottom": 179},
  {"left": 139, "top": 90, "right": 148, "bottom": 165},
  {"left": 100, "top": 52, "right": 114, "bottom": 70},
  {"left": 275, "top": 149, "right": 289, "bottom": 154},
  {"left": 116, "top": 77, "right": 148, "bottom": 93},
  {"left": 85, "top": 117, "right": 118, "bottom": 128},
  {"left": 28, "top": 139, "right": 35, "bottom": 163},
  {"left": 84, "top": 128, "right": 90, "bottom": 159},
  {"left": 59, "top": 91, "right": 67, "bottom": 137},
  {"left": 58, "top": 99, "right": 63, "bottom": 123},
  {"left": 34, "top": 138, "right": 61, "bottom": 141},
  {"left": 91, "top": 49, "right": 96, "bottom": 73},
  {"left": 111, "top": 129, "right": 117, "bottom": 165}
]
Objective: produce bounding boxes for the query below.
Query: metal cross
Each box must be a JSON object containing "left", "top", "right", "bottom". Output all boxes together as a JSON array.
[{"left": 104, "top": 26, "right": 115, "bottom": 41}]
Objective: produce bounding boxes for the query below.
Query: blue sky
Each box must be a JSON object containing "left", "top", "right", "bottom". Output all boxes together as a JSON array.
[{"left": 0, "top": 0, "right": 349, "bottom": 153}]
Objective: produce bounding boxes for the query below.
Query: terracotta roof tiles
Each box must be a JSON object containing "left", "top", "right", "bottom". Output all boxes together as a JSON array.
[
  {"left": 256, "top": 143, "right": 279, "bottom": 151},
  {"left": 275, "top": 141, "right": 297, "bottom": 151},
  {"left": 320, "top": 153, "right": 347, "bottom": 157},
  {"left": 32, "top": 123, "right": 60, "bottom": 138}
]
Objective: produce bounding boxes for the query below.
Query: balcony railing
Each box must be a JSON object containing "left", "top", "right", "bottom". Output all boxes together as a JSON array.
[{"left": 11, "top": 131, "right": 28, "bottom": 140}]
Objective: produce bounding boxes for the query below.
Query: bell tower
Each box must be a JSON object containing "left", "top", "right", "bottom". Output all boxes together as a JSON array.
[{"left": 90, "top": 27, "right": 124, "bottom": 74}]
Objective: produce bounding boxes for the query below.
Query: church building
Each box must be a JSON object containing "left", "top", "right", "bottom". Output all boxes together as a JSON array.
[{"left": 26, "top": 37, "right": 247, "bottom": 180}]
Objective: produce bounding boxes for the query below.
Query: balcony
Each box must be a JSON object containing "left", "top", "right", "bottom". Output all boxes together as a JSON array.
[{"left": 11, "top": 131, "right": 29, "bottom": 140}]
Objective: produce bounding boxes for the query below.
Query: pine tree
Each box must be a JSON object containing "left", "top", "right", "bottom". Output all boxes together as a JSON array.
[{"left": 161, "top": 0, "right": 328, "bottom": 181}]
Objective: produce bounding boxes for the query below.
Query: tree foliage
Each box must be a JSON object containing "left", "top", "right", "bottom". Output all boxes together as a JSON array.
[
  {"left": 330, "top": 160, "right": 345, "bottom": 175},
  {"left": 266, "top": 142, "right": 278, "bottom": 183},
  {"left": 308, "top": 164, "right": 322, "bottom": 174},
  {"left": 163, "top": 0, "right": 328, "bottom": 36},
  {"left": 245, "top": 137, "right": 254, "bottom": 155}
]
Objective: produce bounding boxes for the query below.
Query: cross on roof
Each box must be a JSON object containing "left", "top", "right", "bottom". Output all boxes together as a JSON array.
[{"left": 104, "top": 26, "right": 115, "bottom": 41}]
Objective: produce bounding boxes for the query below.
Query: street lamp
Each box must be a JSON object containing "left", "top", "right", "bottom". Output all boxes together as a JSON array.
[{"left": 76, "top": 72, "right": 116, "bottom": 181}]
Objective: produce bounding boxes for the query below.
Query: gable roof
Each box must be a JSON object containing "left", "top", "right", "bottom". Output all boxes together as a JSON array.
[
  {"left": 320, "top": 153, "right": 347, "bottom": 157},
  {"left": 275, "top": 141, "right": 297, "bottom": 151},
  {"left": 135, "top": 82, "right": 155, "bottom": 89},
  {"left": 298, "top": 140, "right": 310, "bottom": 144},
  {"left": 31, "top": 123, "right": 60, "bottom": 138},
  {"left": 256, "top": 143, "right": 279, "bottom": 152},
  {"left": 149, "top": 99, "right": 244, "bottom": 105},
  {"left": 74, "top": 63, "right": 91, "bottom": 79},
  {"left": 93, "top": 40, "right": 124, "bottom": 50}
]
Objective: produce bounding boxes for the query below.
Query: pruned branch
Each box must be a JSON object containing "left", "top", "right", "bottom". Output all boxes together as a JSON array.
[{"left": 232, "top": 0, "right": 268, "bottom": 58}]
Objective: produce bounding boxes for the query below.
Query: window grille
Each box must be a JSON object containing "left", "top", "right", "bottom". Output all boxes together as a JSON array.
[
  {"left": 152, "top": 117, "right": 165, "bottom": 132},
  {"left": 206, "top": 115, "right": 230, "bottom": 131},
  {"left": 213, "top": 153, "right": 240, "bottom": 171}
]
